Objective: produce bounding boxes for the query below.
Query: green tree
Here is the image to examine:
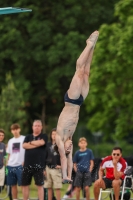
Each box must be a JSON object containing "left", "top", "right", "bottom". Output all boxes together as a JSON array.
[
  {"left": 0, "top": 0, "right": 119, "bottom": 132},
  {"left": 86, "top": 0, "right": 133, "bottom": 140},
  {"left": 0, "top": 73, "right": 28, "bottom": 141}
]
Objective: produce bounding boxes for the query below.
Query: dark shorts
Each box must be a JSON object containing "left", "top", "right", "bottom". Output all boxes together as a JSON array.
[
  {"left": 64, "top": 92, "right": 83, "bottom": 106},
  {"left": 21, "top": 166, "right": 44, "bottom": 186},
  {"left": 74, "top": 171, "right": 92, "bottom": 188},
  {"left": 7, "top": 165, "right": 23, "bottom": 186},
  {"left": 103, "top": 177, "right": 123, "bottom": 189}
]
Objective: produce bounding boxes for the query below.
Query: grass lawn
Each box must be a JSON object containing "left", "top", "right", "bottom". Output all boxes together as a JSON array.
[
  {"left": 0, "top": 182, "right": 133, "bottom": 200},
  {"left": 0, "top": 183, "right": 94, "bottom": 199}
]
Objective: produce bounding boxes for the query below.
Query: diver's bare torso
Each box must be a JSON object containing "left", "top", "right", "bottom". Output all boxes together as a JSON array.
[{"left": 57, "top": 102, "right": 80, "bottom": 142}]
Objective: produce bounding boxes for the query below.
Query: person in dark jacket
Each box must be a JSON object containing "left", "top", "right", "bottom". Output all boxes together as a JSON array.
[{"left": 44, "top": 128, "right": 62, "bottom": 200}]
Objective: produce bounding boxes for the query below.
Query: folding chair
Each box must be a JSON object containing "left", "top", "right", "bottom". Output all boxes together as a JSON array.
[
  {"left": 0, "top": 185, "right": 10, "bottom": 200},
  {"left": 98, "top": 188, "right": 114, "bottom": 200},
  {"left": 120, "top": 175, "right": 133, "bottom": 200},
  {"left": 98, "top": 175, "right": 133, "bottom": 200}
]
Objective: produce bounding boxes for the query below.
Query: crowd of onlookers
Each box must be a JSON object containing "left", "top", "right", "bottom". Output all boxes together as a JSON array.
[
  {"left": 0, "top": 120, "right": 132, "bottom": 200},
  {"left": 0, "top": 120, "right": 48, "bottom": 200}
]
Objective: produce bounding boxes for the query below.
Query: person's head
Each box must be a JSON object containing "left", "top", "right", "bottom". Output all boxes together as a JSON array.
[
  {"left": 78, "top": 137, "right": 88, "bottom": 150},
  {"left": 50, "top": 128, "right": 56, "bottom": 142},
  {"left": 112, "top": 147, "right": 122, "bottom": 161},
  {"left": 10, "top": 123, "right": 21, "bottom": 138},
  {"left": 32, "top": 120, "right": 42, "bottom": 135},
  {"left": 54, "top": 136, "right": 72, "bottom": 155},
  {"left": 0, "top": 129, "right": 5, "bottom": 142},
  {"left": 64, "top": 138, "right": 72, "bottom": 155}
]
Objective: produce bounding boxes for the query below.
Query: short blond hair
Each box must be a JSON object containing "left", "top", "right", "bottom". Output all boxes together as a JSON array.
[{"left": 78, "top": 137, "right": 87, "bottom": 143}]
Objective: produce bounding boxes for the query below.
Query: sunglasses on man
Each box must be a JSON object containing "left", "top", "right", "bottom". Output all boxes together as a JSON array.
[{"left": 113, "top": 153, "right": 120, "bottom": 156}]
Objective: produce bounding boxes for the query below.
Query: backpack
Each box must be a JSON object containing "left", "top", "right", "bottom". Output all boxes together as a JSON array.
[
  {"left": 110, "top": 189, "right": 131, "bottom": 200},
  {"left": 124, "top": 166, "right": 133, "bottom": 176}
]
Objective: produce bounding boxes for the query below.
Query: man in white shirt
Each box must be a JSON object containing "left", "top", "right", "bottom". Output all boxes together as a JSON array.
[{"left": 6, "top": 123, "right": 25, "bottom": 200}]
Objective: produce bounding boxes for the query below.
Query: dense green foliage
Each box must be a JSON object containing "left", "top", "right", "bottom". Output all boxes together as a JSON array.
[
  {"left": 0, "top": 0, "right": 133, "bottom": 156},
  {"left": 86, "top": 0, "right": 133, "bottom": 143},
  {"left": 0, "top": 73, "right": 27, "bottom": 141},
  {"left": 0, "top": 0, "right": 118, "bottom": 132}
]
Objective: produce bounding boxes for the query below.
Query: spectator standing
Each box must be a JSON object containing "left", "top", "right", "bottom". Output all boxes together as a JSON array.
[
  {"left": 22, "top": 120, "right": 48, "bottom": 200},
  {"left": 93, "top": 147, "right": 127, "bottom": 200},
  {"left": 73, "top": 137, "right": 94, "bottom": 200},
  {"left": 0, "top": 129, "right": 6, "bottom": 188},
  {"left": 6, "top": 123, "right": 25, "bottom": 200},
  {"left": 44, "top": 128, "right": 62, "bottom": 200}
]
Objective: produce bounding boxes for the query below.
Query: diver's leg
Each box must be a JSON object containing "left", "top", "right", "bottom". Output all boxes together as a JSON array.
[
  {"left": 68, "top": 31, "right": 99, "bottom": 99},
  {"left": 81, "top": 31, "right": 99, "bottom": 99}
]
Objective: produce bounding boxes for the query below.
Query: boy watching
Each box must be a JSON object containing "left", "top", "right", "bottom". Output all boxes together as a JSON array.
[
  {"left": 0, "top": 129, "right": 6, "bottom": 187},
  {"left": 6, "top": 123, "right": 25, "bottom": 200},
  {"left": 73, "top": 137, "right": 94, "bottom": 200}
]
